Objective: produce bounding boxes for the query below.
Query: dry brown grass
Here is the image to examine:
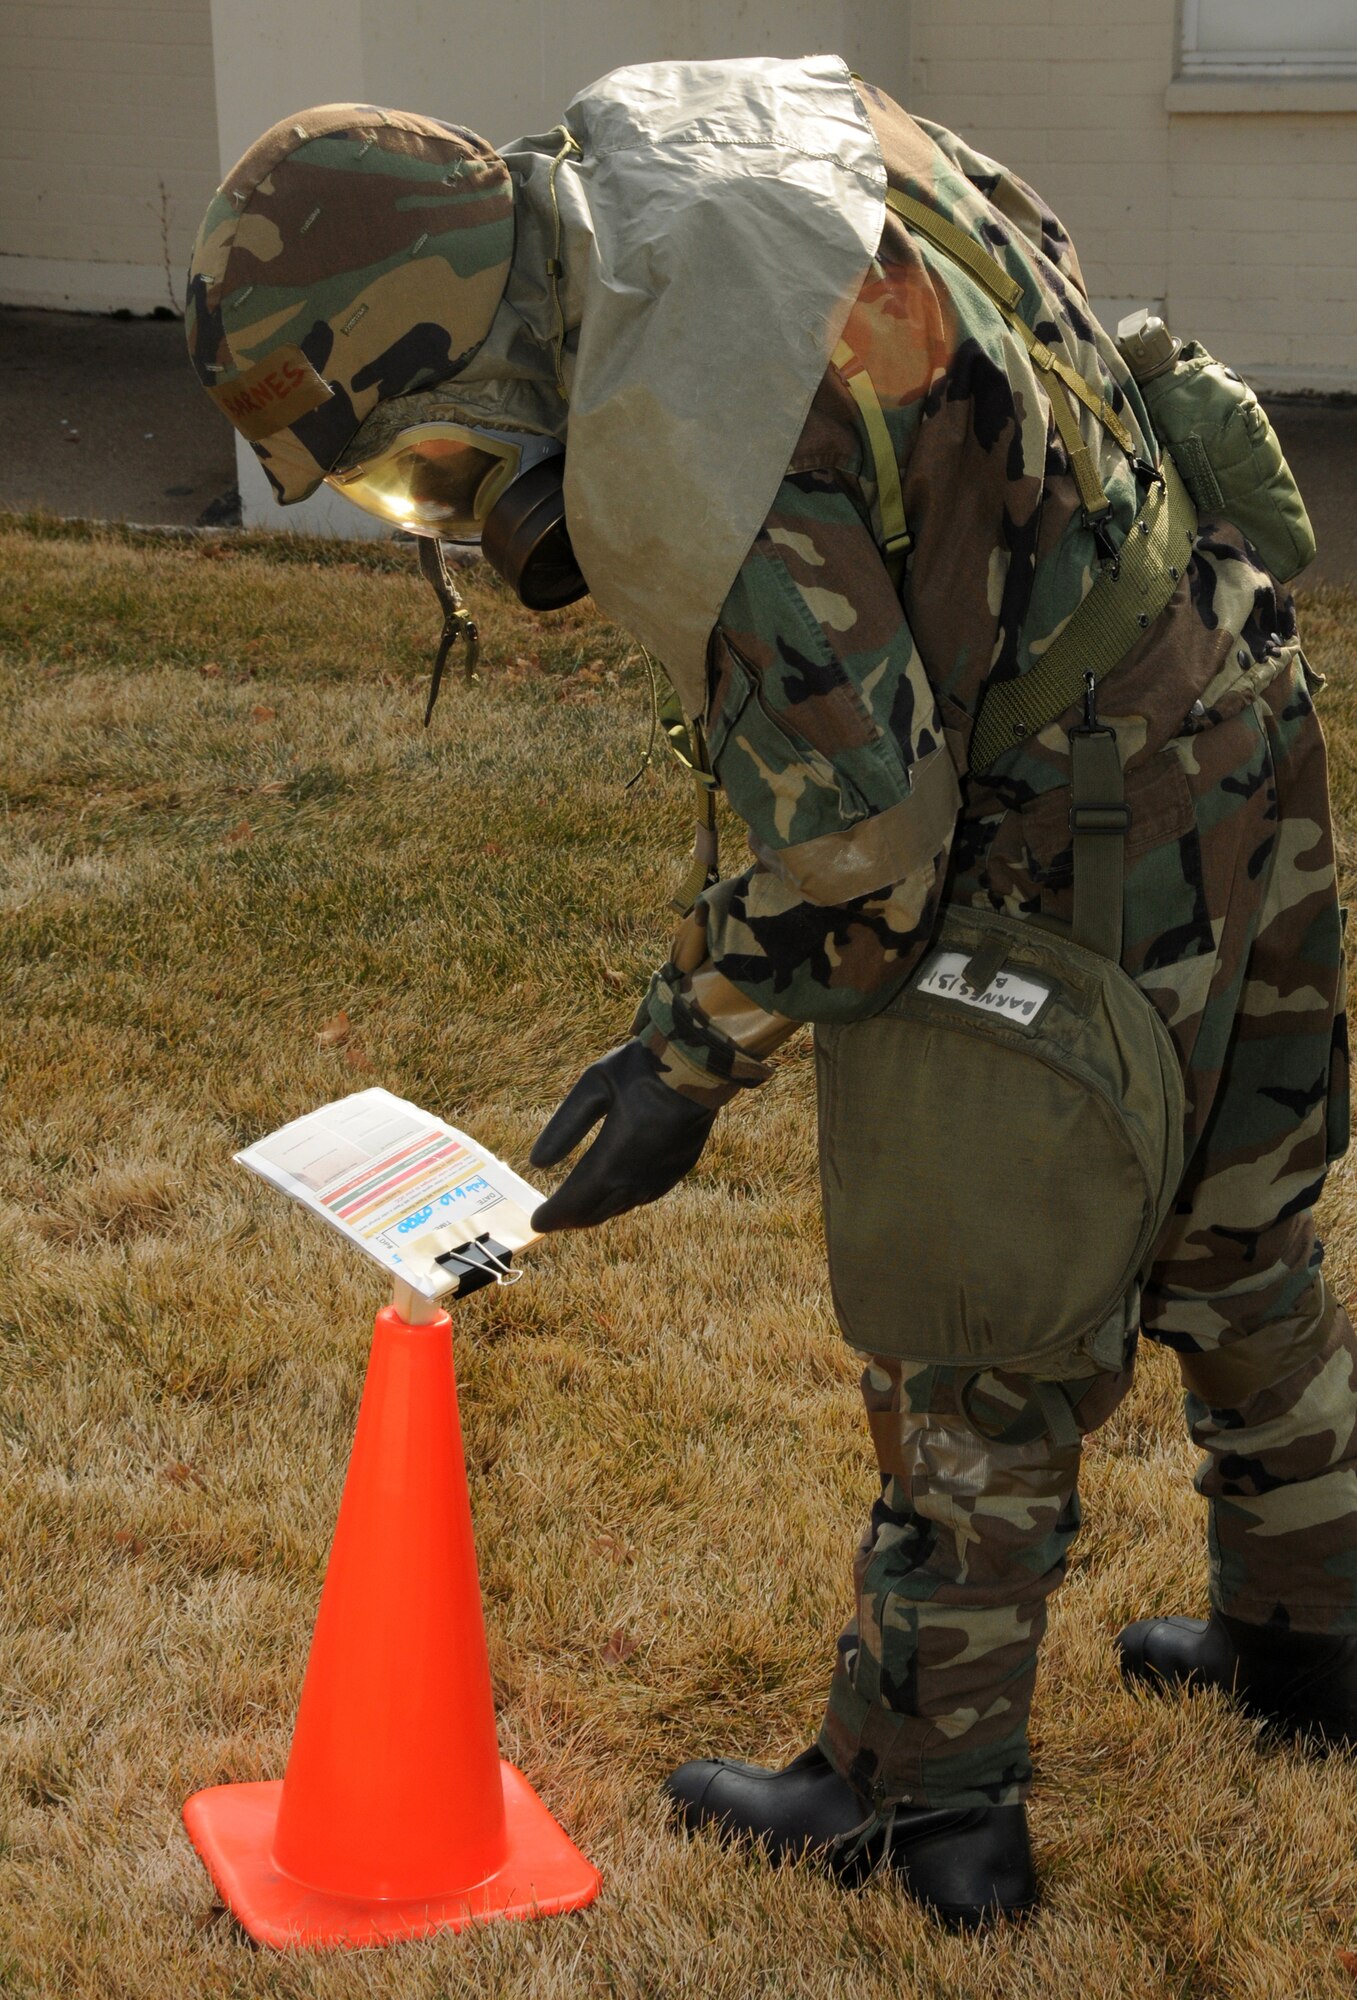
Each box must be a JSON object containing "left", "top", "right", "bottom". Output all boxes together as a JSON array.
[{"left": 0, "top": 514, "right": 1355, "bottom": 2000}]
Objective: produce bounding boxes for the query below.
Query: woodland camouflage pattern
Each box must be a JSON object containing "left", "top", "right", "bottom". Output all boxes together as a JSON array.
[
  {"left": 633, "top": 82, "right": 1354, "bottom": 1807},
  {"left": 185, "top": 105, "right": 513, "bottom": 504}
]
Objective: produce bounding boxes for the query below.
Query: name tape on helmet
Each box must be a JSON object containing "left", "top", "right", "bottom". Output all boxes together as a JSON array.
[
  {"left": 207, "top": 346, "right": 333, "bottom": 441},
  {"left": 915, "top": 950, "right": 1052, "bottom": 1024}
]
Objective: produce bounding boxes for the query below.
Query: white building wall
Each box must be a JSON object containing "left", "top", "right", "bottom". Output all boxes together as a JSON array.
[
  {"left": 1167, "top": 106, "right": 1357, "bottom": 393},
  {"left": 910, "top": 0, "right": 1357, "bottom": 394},
  {"left": 0, "top": 0, "right": 219, "bottom": 312}
]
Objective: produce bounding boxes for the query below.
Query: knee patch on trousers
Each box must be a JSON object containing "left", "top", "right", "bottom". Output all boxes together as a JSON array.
[{"left": 1177, "top": 1274, "right": 1338, "bottom": 1407}]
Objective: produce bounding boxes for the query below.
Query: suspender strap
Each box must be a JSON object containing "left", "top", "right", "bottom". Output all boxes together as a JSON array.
[
  {"left": 834, "top": 187, "right": 1148, "bottom": 596},
  {"left": 884, "top": 189, "right": 1138, "bottom": 458},
  {"left": 833, "top": 338, "right": 912, "bottom": 587},
  {"left": 1069, "top": 720, "right": 1127, "bottom": 963},
  {"left": 1019, "top": 329, "right": 1137, "bottom": 460},
  {"left": 658, "top": 680, "right": 720, "bottom": 914},
  {"left": 672, "top": 762, "right": 719, "bottom": 916},
  {"left": 970, "top": 454, "right": 1197, "bottom": 775},
  {"left": 1045, "top": 373, "right": 1115, "bottom": 523},
  {"left": 884, "top": 188, "right": 1025, "bottom": 314},
  {"left": 883, "top": 187, "right": 1137, "bottom": 522}
]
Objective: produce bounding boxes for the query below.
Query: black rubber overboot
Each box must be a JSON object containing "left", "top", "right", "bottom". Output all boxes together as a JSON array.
[
  {"left": 662, "top": 1745, "right": 1037, "bottom": 1929},
  {"left": 1118, "top": 1612, "right": 1357, "bottom": 1747}
]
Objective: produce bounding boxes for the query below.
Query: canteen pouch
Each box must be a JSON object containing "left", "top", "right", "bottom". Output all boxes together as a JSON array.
[
  {"left": 815, "top": 905, "right": 1185, "bottom": 1380},
  {"left": 1133, "top": 340, "right": 1315, "bottom": 584}
]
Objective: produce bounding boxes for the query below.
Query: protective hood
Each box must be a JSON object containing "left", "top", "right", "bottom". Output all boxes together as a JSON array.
[{"left": 356, "top": 56, "right": 886, "bottom": 715}]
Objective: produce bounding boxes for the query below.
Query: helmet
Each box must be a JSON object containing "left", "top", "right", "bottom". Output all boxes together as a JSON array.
[{"left": 185, "top": 103, "right": 514, "bottom": 505}]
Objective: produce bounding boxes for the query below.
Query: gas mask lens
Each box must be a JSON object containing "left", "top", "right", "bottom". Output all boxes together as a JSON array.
[
  {"left": 327, "top": 417, "right": 588, "bottom": 610},
  {"left": 326, "top": 422, "right": 556, "bottom": 541}
]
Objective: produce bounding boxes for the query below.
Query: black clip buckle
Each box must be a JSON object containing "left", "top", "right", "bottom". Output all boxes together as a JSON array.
[
  {"left": 1090, "top": 515, "right": 1121, "bottom": 579},
  {"left": 1072, "top": 668, "right": 1112, "bottom": 735},
  {"left": 435, "top": 1234, "right": 513, "bottom": 1298}
]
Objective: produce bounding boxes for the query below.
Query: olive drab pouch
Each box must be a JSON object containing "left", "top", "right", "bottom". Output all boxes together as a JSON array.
[
  {"left": 815, "top": 903, "right": 1185, "bottom": 1379},
  {"left": 1117, "top": 316, "right": 1315, "bottom": 585}
]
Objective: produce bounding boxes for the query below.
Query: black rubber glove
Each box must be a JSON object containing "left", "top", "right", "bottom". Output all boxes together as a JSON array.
[{"left": 529, "top": 1040, "right": 718, "bottom": 1232}]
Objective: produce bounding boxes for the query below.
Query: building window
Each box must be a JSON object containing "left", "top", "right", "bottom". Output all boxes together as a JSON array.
[{"left": 1181, "top": 0, "right": 1357, "bottom": 73}]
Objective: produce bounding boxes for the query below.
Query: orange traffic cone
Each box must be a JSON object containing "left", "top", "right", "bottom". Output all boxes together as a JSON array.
[{"left": 182, "top": 1289, "right": 601, "bottom": 1949}]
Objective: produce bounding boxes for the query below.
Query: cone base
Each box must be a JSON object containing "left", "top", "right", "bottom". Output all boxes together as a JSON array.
[{"left": 183, "top": 1763, "right": 601, "bottom": 1951}]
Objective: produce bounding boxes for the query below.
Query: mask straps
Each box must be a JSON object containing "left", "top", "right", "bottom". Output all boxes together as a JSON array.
[
  {"left": 545, "top": 126, "right": 580, "bottom": 402},
  {"left": 417, "top": 534, "right": 480, "bottom": 726}
]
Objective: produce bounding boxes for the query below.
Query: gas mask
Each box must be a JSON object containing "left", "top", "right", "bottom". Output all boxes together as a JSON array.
[
  {"left": 325, "top": 418, "right": 588, "bottom": 612},
  {"left": 323, "top": 413, "right": 588, "bottom": 724}
]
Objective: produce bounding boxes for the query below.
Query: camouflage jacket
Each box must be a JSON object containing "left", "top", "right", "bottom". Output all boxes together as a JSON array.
[{"left": 634, "top": 80, "right": 1301, "bottom": 1107}]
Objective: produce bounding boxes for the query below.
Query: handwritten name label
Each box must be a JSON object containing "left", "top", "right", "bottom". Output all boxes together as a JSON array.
[{"left": 916, "top": 950, "right": 1052, "bottom": 1024}]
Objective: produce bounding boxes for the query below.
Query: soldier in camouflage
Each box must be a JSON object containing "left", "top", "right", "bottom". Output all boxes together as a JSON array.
[
  {"left": 188, "top": 65, "right": 1352, "bottom": 1930},
  {"left": 630, "top": 86, "right": 1354, "bottom": 1915}
]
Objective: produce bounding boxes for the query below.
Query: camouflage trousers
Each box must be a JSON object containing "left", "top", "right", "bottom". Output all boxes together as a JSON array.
[{"left": 819, "top": 646, "right": 1353, "bottom": 1811}]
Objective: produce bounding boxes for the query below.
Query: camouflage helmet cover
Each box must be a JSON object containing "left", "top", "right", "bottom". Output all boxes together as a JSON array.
[{"left": 186, "top": 104, "right": 514, "bottom": 504}]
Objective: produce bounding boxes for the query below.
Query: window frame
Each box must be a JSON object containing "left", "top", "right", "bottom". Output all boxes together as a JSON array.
[{"left": 1181, "top": 0, "right": 1357, "bottom": 75}]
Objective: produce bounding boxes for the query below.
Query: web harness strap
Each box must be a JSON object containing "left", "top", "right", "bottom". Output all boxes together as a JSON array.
[
  {"left": 835, "top": 185, "right": 1198, "bottom": 777},
  {"left": 970, "top": 454, "right": 1197, "bottom": 774},
  {"left": 833, "top": 338, "right": 912, "bottom": 589}
]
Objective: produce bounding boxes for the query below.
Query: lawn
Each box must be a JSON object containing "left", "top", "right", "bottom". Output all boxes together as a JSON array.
[{"left": 1, "top": 514, "right": 1355, "bottom": 2000}]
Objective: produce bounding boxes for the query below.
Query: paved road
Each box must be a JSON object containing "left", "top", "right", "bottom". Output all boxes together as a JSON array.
[
  {"left": 1266, "top": 400, "right": 1357, "bottom": 590},
  {"left": 0, "top": 305, "right": 1352, "bottom": 584},
  {"left": 0, "top": 307, "right": 236, "bottom": 529}
]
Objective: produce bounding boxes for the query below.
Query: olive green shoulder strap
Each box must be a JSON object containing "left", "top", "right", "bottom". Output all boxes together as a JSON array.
[
  {"left": 833, "top": 183, "right": 1145, "bottom": 600},
  {"left": 876, "top": 190, "right": 1200, "bottom": 779},
  {"left": 1068, "top": 699, "right": 1128, "bottom": 963},
  {"left": 832, "top": 337, "right": 912, "bottom": 589},
  {"left": 970, "top": 454, "right": 1197, "bottom": 774},
  {"left": 883, "top": 186, "right": 1136, "bottom": 528}
]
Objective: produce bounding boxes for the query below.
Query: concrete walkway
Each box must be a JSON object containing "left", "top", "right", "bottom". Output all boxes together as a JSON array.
[{"left": 1, "top": 304, "right": 1354, "bottom": 584}]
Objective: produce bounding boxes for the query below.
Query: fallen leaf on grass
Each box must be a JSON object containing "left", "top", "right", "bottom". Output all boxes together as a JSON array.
[
  {"left": 601, "top": 968, "right": 627, "bottom": 993},
  {"left": 482, "top": 841, "right": 505, "bottom": 857},
  {"left": 250, "top": 704, "right": 277, "bottom": 723},
  {"left": 344, "top": 1045, "right": 375, "bottom": 1073},
  {"left": 316, "top": 1010, "right": 351, "bottom": 1048},
  {"left": 198, "top": 661, "right": 222, "bottom": 678},
  {"left": 1337, "top": 1950, "right": 1357, "bottom": 1977},
  {"left": 223, "top": 820, "right": 253, "bottom": 845},
  {"left": 600, "top": 1628, "right": 639, "bottom": 1666},
  {"left": 113, "top": 1531, "right": 147, "bottom": 1556},
  {"left": 161, "top": 1462, "right": 205, "bottom": 1490}
]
